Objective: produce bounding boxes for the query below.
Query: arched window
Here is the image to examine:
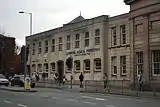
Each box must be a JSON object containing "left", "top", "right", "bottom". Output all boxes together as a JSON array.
[
  {"left": 94, "top": 58, "right": 101, "bottom": 70},
  {"left": 84, "top": 59, "right": 90, "bottom": 71}
]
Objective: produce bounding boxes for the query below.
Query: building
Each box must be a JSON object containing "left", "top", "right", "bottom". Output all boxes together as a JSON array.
[
  {"left": 0, "top": 34, "right": 15, "bottom": 76},
  {"left": 26, "top": 0, "right": 160, "bottom": 89}
]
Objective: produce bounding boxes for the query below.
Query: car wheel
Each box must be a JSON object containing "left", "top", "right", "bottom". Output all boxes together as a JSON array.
[{"left": 5, "top": 84, "right": 9, "bottom": 87}]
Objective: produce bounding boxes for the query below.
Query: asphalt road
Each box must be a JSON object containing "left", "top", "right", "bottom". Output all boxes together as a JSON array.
[{"left": 0, "top": 88, "right": 160, "bottom": 107}]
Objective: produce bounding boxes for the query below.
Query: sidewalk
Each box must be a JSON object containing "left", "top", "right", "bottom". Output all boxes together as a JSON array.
[{"left": 0, "top": 86, "right": 38, "bottom": 92}]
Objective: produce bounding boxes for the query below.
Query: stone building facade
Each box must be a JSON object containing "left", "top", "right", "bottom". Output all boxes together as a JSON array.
[{"left": 26, "top": 0, "right": 160, "bottom": 88}]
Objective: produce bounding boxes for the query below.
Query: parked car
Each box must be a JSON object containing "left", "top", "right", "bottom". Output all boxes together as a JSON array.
[
  {"left": 0, "top": 74, "right": 9, "bottom": 86},
  {"left": 11, "top": 75, "right": 35, "bottom": 88}
]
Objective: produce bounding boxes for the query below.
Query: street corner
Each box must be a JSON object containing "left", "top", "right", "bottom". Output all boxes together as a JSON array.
[{"left": 0, "top": 86, "right": 38, "bottom": 92}]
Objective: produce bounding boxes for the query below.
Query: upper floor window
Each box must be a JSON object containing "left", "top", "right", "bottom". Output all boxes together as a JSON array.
[
  {"left": 136, "top": 52, "right": 143, "bottom": 75},
  {"left": 111, "top": 56, "right": 117, "bottom": 76},
  {"left": 152, "top": 50, "right": 160, "bottom": 76},
  {"left": 66, "top": 35, "right": 71, "bottom": 50},
  {"left": 51, "top": 39, "right": 55, "bottom": 52},
  {"left": 120, "top": 25, "right": 126, "bottom": 45},
  {"left": 32, "top": 43, "right": 36, "bottom": 55},
  {"left": 58, "top": 37, "right": 63, "bottom": 51},
  {"left": 44, "top": 40, "right": 48, "bottom": 53},
  {"left": 75, "top": 34, "right": 80, "bottom": 48},
  {"left": 85, "top": 32, "right": 89, "bottom": 47},
  {"left": 120, "top": 56, "right": 127, "bottom": 75},
  {"left": 95, "top": 29, "right": 100, "bottom": 45},
  {"left": 135, "top": 23, "right": 143, "bottom": 34},
  {"left": 38, "top": 42, "right": 41, "bottom": 54},
  {"left": 111, "top": 27, "right": 117, "bottom": 46}
]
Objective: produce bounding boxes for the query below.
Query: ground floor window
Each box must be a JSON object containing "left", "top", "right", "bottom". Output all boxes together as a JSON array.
[
  {"left": 44, "top": 63, "right": 48, "bottom": 72},
  {"left": 94, "top": 58, "right": 101, "bottom": 70},
  {"left": 38, "top": 64, "right": 42, "bottom": 73},
  {"left": 50, "top": 62, "right": 55, "bottom": 72},
  {"left": 136, "top": 52, "right": 143, "bottom": 75},
  {"left": 84, "top": 59, "right": 90, "bottom": 71},
  {"left": 120, "top": 56, "right": 126, "bottom": 75},
  {"left": 152, "top": 50, "right": 160, "bottom": 76},
  {"left": 111, "top": 56, "right": 117, "bottom": 75},
  {"left": 74, "top": 60, "right": 80, "bottom": 71},
  {"left": 32, "top": 64, "right": 36, "bottom": 72}
]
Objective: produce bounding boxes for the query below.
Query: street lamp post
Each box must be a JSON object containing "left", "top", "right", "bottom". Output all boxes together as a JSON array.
[{"left": 19, "top": 11, "right": 32, "bottom": 79}]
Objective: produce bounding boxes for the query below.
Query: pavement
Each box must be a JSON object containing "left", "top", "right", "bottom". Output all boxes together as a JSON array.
[
  {"left": 0, "top": 87, "right": 160, "bottom": 107},
  {"left": 0, "top": 86, "right": 37, "bottom": 92}
]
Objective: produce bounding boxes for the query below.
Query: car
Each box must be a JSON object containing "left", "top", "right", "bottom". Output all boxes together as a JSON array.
[
  {"left": 11, "top": 75, "right": 35, "bottom": 88},
  {"left": 0, "top": 74, "right": 9, "bottom": 86}
]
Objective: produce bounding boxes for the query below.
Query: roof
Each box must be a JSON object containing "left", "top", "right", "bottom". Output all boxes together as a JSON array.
[{"left": 68, "top": 15, "right": 85, "bottom": 24}]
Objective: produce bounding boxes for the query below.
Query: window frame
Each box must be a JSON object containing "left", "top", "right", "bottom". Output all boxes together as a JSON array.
[
  {"left": 50, "top": 62, "right": 56, "bottom": 72},
  {"left": 32, "top": 64, "right": 36, "bottom": 72},
  {"left": 120, "top": 25, "right": 126, "bottom": 45},
  {"left": 51, "top": 39, "right": 55, "bottom": 52},
  {"left": 111, "top": 27, "right": 117, "bottom": 46},
  {"left": 136, "top": 52, "right": 143, "bottom": 75},
  {"left": 95, "top": 29, "right": 100, "bottom": 45},
  {"left": 75, "top": 34, "right": 80, "bottom": 48},
  {"left": 44, "top": 63, "right": 49, "bottom": 72},
  {"left": 120, "top": 56, "right": 127, "bottom": 76},
  {"left": 44, "top": 40, "right": 48, "bottom": 53},
  {"left": 111, "top": 56, "right": 117, "bottom": 76},
  {"left": 32, "top": 43, "right": 36, "bottom": 55},
  {"left": 38, "top": 42, "right": 42, "bottom": 54},
  {"left": 84, "top": 59, "right": 90, "bottom": 71},
  {"left": 66, "top": 35, "right": 71, "bottom": 50},
  {"left": 94, "top": 58, "right": 101, "bottom": 71},
  {"left": 84, "top": 32, "right": 90, "bottom": 47},
  {"left": 58, "top": 37, "right": 63, "bottom": 51},
  {"left": 152, "top": 50, "right": 160, "bottom": 76},
  {"left": 74, "top": 60, "right": 80, "bottom": 71},
  {"left": 37, "top": 64, "right": 42, "bottom": 73}
]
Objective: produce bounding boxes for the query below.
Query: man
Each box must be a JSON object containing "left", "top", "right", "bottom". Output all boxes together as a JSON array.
[
  {"left": 138, "top": 71, "right": 144, "bottom": 91},
  {"left": 79, "top": 72, "right": 84, "bottom": 88}
]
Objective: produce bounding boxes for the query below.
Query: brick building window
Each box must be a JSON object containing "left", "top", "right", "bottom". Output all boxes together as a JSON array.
[
  {"left": 44, "top": 40, "right": 48, "bottom": 53},
  {"left": 50, "top": 62, "right": 55, "bottom": 72},
  {"left": 111, "top": 27, "right": 117, "bottom": 46},
  {"left": 66, "top": 35, "right": 71, "bottom": 50},
  {"left": 38, "top": 42, "right": 41, "bottom": 54},
  {"left": 75, "top": 34, "right": 80, "bottom": 48},
  {"left": 84, "top": 59, "right": 90, "bottom": 71},
  {"left": 136, "top": 52, "right": 143, "bottom": 75},
  {"left": 38, "top": 64, "right": 42, "bottom": 73},
  {"left": 94, "top": 58, "right": 101, "bottom": 70},
  {"left": 120, "top": 56, "right": 126, "bottom": 75},
  {"left": 152, "top": 50, "right": 160, "bottom": 76},
  {"left": 95, "top": 29, "right": 100, "bottom": 45},
  {"left": 51, "top": 39, "right": 55, "bottom": 52},
  {"left": 44, "top": 63, "right": 48, "bottom": 72},
  {"left": 84, "top": 32, "right": 89, "bottom": 47},
  {"left": 32, "top": 43, "right": 36, "bottom": 55},
  {"left": 111, "top": 56, "right": 117, "bottom": 75},
  {"left": 58, "top": 37, "right": 63, "bottom": 51},
  {"left": 120, "top": 25, "right": 126, "bottom": 44},
  {"left": 74, "top": 60, "right": 80, "bottom": 71}
]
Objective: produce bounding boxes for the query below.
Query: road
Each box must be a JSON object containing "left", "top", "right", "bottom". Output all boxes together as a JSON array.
[{"left": 0, "top": 88, "right": 160, "bottom": 107}]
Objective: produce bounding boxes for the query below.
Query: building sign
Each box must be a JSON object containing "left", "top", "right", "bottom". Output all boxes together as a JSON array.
[{"left": 66, "top": 48, "right": 100, "bottom": 56}]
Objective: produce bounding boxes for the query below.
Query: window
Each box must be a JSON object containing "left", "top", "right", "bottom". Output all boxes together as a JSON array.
[
  {"left": 75, "top": 34, "right": 80, "bottom": 48},
  {"left": 44, "top": 63, "right": 48, "bottom": 72},
  {"left": 27, "top": 45, "right": 30, "bottom": 55},
  {"left": 66, "top": 35, "right": 71, "bottom": 50},
  {"left": 84, "top": 59, "right": 90, "bottom": 71},
  {"left": 32, "top": 43, "right": 36, "bottom": 55},
  {"left": 44, "top": 40, "right": 48, "bottom": 53},
  {"left": 95, "top": 29, "right": 100, "bottom": 45},
  {"left": 111, "top": 27, "right": 116, "bottom": 46},
  {"left": 94, "top": 58, "right": 101, "bottom": 70},
  {"left": 32, "top": 64, "right": 36, "bottom": 72},
  {"left": 111, "top": 56, "right": 117, "bottom": 75},
  {"left": 51, "top": 39, "right": 55, "bottom": 52},
  {"left": 85, "top": 32, "right": 89, "bottom": 47},
  {"left": 120, "top": 56, "right": 126, "bottom": 75},
  {"left": 58, "top": 37, "right": 63, "bottom": 51},
  {"left": 74, "top": 60, "right": 80, "bottom": 71},
  {"left": 120, "top": 25, "right": 126, "bottom": 44},
  {"left": 135, "top": 23, "right": 143, "bottom": 34},
  {"left": 37, "top": 64, "right": 42, "bottom": 72},
  {"left": 38, "top": 42, "right": 41, "bottom": 54},
  {"left": 136, "top": 52, "right": 143, "bottom": 75},
  {"left": 50, "top": 63, "right": 55, "bottom": 72},
  {"left": 152, "top": 50, "right": 160, "bottom": 75}
]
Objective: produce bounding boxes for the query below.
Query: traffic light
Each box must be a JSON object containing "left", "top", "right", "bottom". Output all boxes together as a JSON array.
[{"left": 66, "top": 57, "right": 73, "bottom": 70}]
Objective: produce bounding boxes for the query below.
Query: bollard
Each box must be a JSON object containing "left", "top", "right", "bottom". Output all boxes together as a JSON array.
[{"left": 70, "top": 75, "right": 73, "bottom": 89}]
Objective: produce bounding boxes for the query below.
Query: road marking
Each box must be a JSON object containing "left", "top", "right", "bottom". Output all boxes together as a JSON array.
[
  {"left": 67, "top": 99, "right": 78, "bottom": 102},
  {"left": 95, "top": 98, "right": 106, "bottom": 101},
  {"left": 17, "top": 104, "right": 27, "bottom": 107},
  {"left": 84, "top": 101, "right": 97, "bottom": 105},
  {"left": 82, "top": 96, "right": 106, "bottom": 101},
  {"left": 105, "top": 105, "right": 116, "bottom": 107},
  {"left": 4, "top": 100, "right": 12, "bottom": 104},
  {"left": 52, "top": 96, "right": 57, "bottom": 99}
]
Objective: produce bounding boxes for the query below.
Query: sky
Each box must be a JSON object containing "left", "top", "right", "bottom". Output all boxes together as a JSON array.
[{"left": 0, "top": 0, "right": 129, "bottom": 46}]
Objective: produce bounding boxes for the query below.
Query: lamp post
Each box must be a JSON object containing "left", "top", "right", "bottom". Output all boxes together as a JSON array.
[{"left": 19, "top": 11, "right": 32, "bottom": 79}]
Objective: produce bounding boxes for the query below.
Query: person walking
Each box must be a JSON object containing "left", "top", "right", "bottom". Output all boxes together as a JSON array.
[
  {"left": 79, "top": 72, "right": 84, "bottom": 88},
  {"left": 63, "top": 76, "right": 67, "bottom": 85},
  {"left": 138, "top": 71, "right": 144, "bottom": 91}
]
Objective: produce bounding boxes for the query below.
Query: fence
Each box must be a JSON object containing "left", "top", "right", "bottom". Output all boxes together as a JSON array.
[{"left": 34, "top": 79, "right": 160, "bottom": 98}]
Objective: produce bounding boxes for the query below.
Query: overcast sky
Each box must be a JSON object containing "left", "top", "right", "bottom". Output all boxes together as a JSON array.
[{"left": 0, "top": 0, "right": 129, "bottom": 46}]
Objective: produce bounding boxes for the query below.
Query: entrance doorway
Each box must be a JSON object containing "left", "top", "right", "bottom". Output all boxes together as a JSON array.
[{"left": 57, "top": 60, "right": 64, "bottom": 82}]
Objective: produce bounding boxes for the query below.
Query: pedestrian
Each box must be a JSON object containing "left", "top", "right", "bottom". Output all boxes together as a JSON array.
[
  {"left": 103, "top": 73, "right": 108, "bottom": 90},
  {"left": 63, "top": 76, "right": 67, "bottom": 85},
  {"left": 35, "top": 72, "right": 40, "bottom": 82},
  {"left": 79, "top": 72, "right": 84, "bottom": 88},
  {"left": 138, "top": 71, "right": 144, "bottom": 91}
]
